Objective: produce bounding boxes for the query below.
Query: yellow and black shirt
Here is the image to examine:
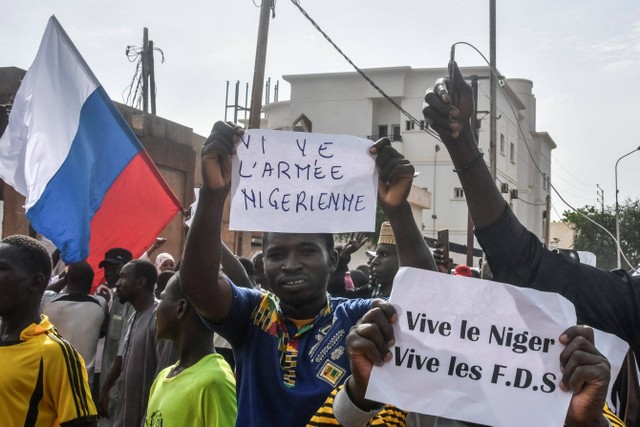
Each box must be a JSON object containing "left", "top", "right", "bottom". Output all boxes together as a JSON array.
[{"left": 0, "top": 315, "right": 97, "bottom": 427}]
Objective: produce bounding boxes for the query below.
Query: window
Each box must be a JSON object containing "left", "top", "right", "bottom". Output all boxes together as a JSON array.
[
  {"left": 500, "top": 134, "right": 505, "bottom": 155},
  {"left": 378, "top": 125, "right": 388, "bottom": 139},
  {"left": 419, "top": 120, "right": 425, "bottom": 130},
  {"left": 392, "top": 125, "right": 401, "bottom": 141},
  {"left": 405, "top": 120, "right": 414, "bottom": 131},
  {"left": 542, "top": 173, "right": 550, "bottom": 190},
  {"left": 510, "top": 142, "right": 515, "bottom": 163},
  {"left": 454, "top": 187, "right": 465, "bottom": 199}
]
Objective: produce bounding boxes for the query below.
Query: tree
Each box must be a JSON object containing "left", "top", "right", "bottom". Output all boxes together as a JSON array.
[{"left": 562, "top": 199, "right": 640, "bottom": 271}]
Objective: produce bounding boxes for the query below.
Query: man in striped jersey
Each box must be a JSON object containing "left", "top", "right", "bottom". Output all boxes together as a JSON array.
[{"left": 0, "top": 234, "right": 98, "bottom": 427}]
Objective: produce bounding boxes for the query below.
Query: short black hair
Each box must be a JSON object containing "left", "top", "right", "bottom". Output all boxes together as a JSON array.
[
  {"left": 129, "top": 259, "right": 158, "bottom": 291},
  {"left": 253, "top": 252, "right": 264, "bottom": 269},
  {"left": 262, "top": 232, "right": 335, "bottom": 252},
  {"left": 238, "top": 257, "right": 255, "bottom": 276},
  {"left": 169, "top": 273, "right": 184, "bottom": 299},
  {"left": 2, "top": 235, "right": 52, "bottom": 281},
  {"left": 156, "top": 270, "right": 175, "bottom": 296},
  {"left": 67, "top": 261, "right": 95, "bottom": 294}
]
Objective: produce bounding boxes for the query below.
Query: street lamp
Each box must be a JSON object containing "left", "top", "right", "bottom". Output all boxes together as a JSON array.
[{"left": 615, "top": 146, "right": 640, "bottom": 269}]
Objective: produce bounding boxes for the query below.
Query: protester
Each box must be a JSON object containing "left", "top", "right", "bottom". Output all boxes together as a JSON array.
[
  {"left": 432, "top": 241, "right": 453, "bottom": 275},
  {"left": 319, "top": 303, "right": 623, "bottom": 427},
  {"left": 101, "top": 259, "right": 176, "bottom": 427},
  {"left": 422, "top": 62, "right": 640, "bottom": 424},
  {"left": 237, "top": 256, "right": 257, "bottom": 288},
  {"left": 370, "top": 221, "right": 399, "bottom": 298},
  {"left": 145, "top": 274, "right": 237, "bottom": 426},
  {"left": 154, "top": 253, "right": 175, "bottom": 272},
  {"left": 180, "top": 121, "right": 435, "bottom": 427},
  {"left": 252, "top": 252, "right": 268, "bottom": 289},
  {"left": 453, "top": 264, "right": 473, "bottom": 277},
  {"left": 0, "top": 235, "right": 98, "bottom": 426},
  {"left": 155, "top": 270, "right": 175, "bottom": 300},
  {"left": 346, "top": 269, "right": 374, "bottom": 299},
  {"left": 328, "top": 233, "right": 369, "bottom": 297},
  {"left": 141, "top": 237, "right": 168, "bottom": 263},
  {"left": 96, "top": 247, "right": 133, "bottom": 427},
  {"left": 42, "top": 261, "right": 108, "bottom": 387}
]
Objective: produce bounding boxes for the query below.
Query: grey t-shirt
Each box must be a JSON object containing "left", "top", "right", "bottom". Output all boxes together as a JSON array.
[{"left": 113, "top": 300, "right": 176, "bottom": 427}]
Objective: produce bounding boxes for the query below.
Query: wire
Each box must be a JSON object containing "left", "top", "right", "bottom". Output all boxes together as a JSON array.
[
  {"left": 551, "top": 153, "right": 596, "bottom": 189},
  {"left": 451, "top": 41, "right": 636, "bottom": 269},
  {"left": 517, "top": 198, "right": 546, "bottom": 207},
  {"left": 289, "top": 0, "right": 442, "bottom": 141},
  {"left": 122, "top": 43, "right": 165, "bottom": 111},
  {"left": 550, "top": 202, "right": 564, "bottom": 220}
]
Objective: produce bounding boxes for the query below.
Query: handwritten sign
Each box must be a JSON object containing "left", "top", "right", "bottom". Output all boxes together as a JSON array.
[
  {"left": 229, "top": 129, "right": 377, "bottom": 232},
  {"left": 366, "top": 268, "right": 577, "bottom": 427}
]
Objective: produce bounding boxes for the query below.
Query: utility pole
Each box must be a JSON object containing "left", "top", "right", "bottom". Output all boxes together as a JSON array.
[
  {"left": 142, "top": 27, "right": 149, "bottom": 113},
  {"left": 544, "top": 194, "right": 551, "bottom": 247},
  {"left": 148, "top": 39, "right": 156, "bottom": 115},
  {"left": 249, "top": 0, "right": 273, "bottom": 129},
  {"left": 466, "top": 76, "right": 481, "bottom": 266},
  {"left": 489, "top": 0, "right": 497, "bottom": 178},
  {"left": 596, "top": 184, "right": 604, "bottom": 214}
]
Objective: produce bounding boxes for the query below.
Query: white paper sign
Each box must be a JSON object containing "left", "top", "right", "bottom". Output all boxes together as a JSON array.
[
  {"left": 229, "top": 129, "right": 377, "bottom": 232},
  {"left": 593, "top": 329, "right": 628, "bottom": 412},
  {"left": 366, "top": 268, "right": 577, "bottom": 427}
]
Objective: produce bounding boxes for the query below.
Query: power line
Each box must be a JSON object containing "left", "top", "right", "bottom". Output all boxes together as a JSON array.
[
  {"left": 551, "top": 153, "right": 596, "bottom": 189},
  {"left": 550, "top": 202, "right": 564, "bottom": 220},
  {"left": 518, "top": 197, "right": 546, "bottom": 207},
  {"left": 289, "top": 0, "right": 442, "bottom": 141}
]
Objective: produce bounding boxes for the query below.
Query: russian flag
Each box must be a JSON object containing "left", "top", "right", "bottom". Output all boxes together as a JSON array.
[{"left": 0, "top": 16, "right": 182, "bottom": 286}]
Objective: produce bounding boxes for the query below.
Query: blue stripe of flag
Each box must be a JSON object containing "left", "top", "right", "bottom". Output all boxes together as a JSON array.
[{"left": 27, "top": 86, "right": 141, "bottom": 262}]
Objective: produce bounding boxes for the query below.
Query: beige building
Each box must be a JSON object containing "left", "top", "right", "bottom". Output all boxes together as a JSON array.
[{"left": 549, "top": 220, "right": 575, "bottom": 250}]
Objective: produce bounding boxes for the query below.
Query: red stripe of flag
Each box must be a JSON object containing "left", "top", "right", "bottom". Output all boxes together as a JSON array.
[{"left": 87, "top": 151, "right": 183, "bottom": 290}]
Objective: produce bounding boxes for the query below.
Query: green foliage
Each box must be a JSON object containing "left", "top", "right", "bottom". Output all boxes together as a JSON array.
[{"left": 562, "top": 199, "right": 640, "bottom": 270}]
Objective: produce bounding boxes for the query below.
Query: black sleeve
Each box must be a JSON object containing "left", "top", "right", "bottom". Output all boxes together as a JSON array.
[{"left": 475, "top": 204, "right": 640, "bottom": 355}]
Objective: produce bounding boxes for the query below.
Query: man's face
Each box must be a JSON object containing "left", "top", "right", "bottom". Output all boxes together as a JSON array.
[
  {"left": 156, "top": 276, "right": 180, "bottom": 340},
  {"left": 103, "top": 262, "right": 124, "bottom": 287},
  {"left": 370, "top": 243, "right": 399, "bottom": 286},
  {"left": 264, "top": 233, "right": 336, "bottom": 313},
  {"left": 115, "top": 263, "right": 138, "bottom": 303},
  {"left": 0, "top": 244, "right": 38, "bottom": 316}
]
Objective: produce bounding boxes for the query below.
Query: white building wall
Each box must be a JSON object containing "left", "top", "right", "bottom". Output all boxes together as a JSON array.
[{"left": 263, "top": 66, "right": 555, "bottom": 267}]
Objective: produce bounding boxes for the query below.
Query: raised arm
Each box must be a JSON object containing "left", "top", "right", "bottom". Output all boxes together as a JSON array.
[
  {"left": 422, "top": 63, "right": 506, "bottom": 229},
  {"left": 181, "top": 121, "right": 243, "bottom": 323},
  {"left": 371, "top": 138, "right": 437, "bottom": 271}
]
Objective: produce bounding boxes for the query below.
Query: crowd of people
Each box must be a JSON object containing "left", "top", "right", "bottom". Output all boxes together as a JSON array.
[{"left": 0, "top": 65, "right": 636, "bottom": 427}]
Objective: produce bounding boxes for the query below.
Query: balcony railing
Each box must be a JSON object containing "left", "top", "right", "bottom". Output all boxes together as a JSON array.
[{"left": 366, "top": 134, "right": 403, "bottom": 142}]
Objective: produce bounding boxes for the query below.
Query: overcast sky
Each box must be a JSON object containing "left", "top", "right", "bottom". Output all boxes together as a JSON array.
[{"left": 3, "top": 1, "right": 640, "bottom": 221}]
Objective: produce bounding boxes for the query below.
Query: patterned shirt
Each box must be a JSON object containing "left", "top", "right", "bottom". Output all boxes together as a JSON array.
[{"left": 203, "top": 284, "right": 371, "bottom": 427}]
